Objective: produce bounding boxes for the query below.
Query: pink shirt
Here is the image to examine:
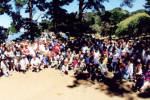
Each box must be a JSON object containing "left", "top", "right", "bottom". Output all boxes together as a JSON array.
[
  {"left": 73, "top": 60, "right": 78, "bottom": 68},
  {"left": 23, "top": 48, "right": 30, "bottom": 55}
]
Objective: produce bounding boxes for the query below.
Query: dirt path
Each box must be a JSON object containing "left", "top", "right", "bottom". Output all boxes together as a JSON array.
[{"left": 0, "top": 69, "right": 149, "bottom": 100}]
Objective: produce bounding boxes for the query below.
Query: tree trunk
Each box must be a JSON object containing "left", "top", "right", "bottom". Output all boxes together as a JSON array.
[
  {"left": 28, "top": 0, "right": 34, "bottom": 40},
  {"left": 79, "top": 0, "right": 84, "bottom": 23},
  {"left": 53, "top": 0, "right": 58, "bottom": 35},
  {"left": 29, "top": 0, "right": 33, "bottom": 20}
]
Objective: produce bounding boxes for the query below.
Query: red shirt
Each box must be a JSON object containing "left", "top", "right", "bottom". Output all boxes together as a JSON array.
[
  {"left": 23, "top": 48, "right": 30, "bottom": 55},
  {"left": 49, "top": 52, "right": 56, "bottom": 58},
  {"left": 53, "top": 44, "right": 60, "bottom": 53},
  {"left": 73, "top": 59, "right": 78, "bottom": 68},
  {"left": 102, "top": 50, "right": 108, "bottom": 56}
]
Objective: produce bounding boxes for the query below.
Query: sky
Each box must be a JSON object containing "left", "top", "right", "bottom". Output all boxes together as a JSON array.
[{"left": 0, "top": 0, "right": 146, "bottom": 29}]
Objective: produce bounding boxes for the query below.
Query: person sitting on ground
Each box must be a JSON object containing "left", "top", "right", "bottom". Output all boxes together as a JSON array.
[
  {"left": 61, "top": 59, "right": 69, "bottom": 75},
  {"left": 31, "top": 56, "right": 41, "bottom": 72},
  {"left": 123, "top": 60, "right": 134, "bottom": 81},
  {"left": 134, "top": 74, "right": 144, "bottom": 92},
  {"left": 0, "top": 58, "right": 11, "bottom": 77},
  {"left": 42, "top": 54, "right": 49, "bottom": 69},
  {"left": 141, "top": 63, "right": 150, "bottom": 91},
  {"left": 20, "top": 56, "right": 29, "bottom": 73},
  {"left": 14, "top": 56, "right": 20, "bottom": 72}
]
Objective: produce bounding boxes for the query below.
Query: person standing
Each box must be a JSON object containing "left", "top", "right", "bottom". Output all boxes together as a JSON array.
[{"left": 111, "top": 49, "right": 120, "bottom": 73}]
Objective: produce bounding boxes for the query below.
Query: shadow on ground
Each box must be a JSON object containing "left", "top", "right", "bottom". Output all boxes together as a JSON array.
[
  {"left": 67, "top": 73, "right": 92, "bottom": 88},
  {"left": 138, "top": 87, "right": 150, "bottom": 98},
  {"left": 67, "top": 73, "right": 150, "bottom": 99},
  {"left": 98, "top": 77, "right": 131, "bottom": 97},
  {"left": 67, "top": 73, "right": 138, "bottom": 99}
]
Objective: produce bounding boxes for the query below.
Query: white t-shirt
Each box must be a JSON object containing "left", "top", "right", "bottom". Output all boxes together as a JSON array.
[
  {"left": 33, "top": 43, "right": 38, "bottom": 51},
  {"left": 143, "top": 54, "right": 150, "bottom": 64},
  {"left": 1, "top": 61, "right": 8, "bottom": 71},
  {"left": 126, "top": 63, "right": 133, "bottom": 76},
  {"left": 82, "top": 46, "right": 88, "bottom": 54},
  {"left": 28, "top": 46, "right": 35, "bottom": 56},
  {"left": 112, "top": 53, "right": 119, "bottom": 62},
  {"left": 61, "top": 65, "right": 68, "bottom": 72},
  {"left": 20, "top": 58, "right": 29, "bottom": 70},
  {"left": 31, "top": 58, "right": 41, "bottom": 66},
  {"left": 94, "top": 51, "right": 100, "bottom": 59},
  {"left": 39, "top": 44, "right": 45, "bottom": 52},
  {"left": 4, "top": 51, "right": 14, "bottom": 58}
]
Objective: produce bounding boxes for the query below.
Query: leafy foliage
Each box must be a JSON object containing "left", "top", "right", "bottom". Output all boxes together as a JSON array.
[
  {"left": 8, "top": 23, "right": 17, "bottom": 33},
  {"left": 0, "top": 0, "right": 12, "bottom": 15},
  {"left": 120, "top": 0, "right": 135, "bottom": 8},
  {"left": 0, "top": 26, "right": 7, "bottom": 42},
  {"left": 131, "top": 9, "right": 147, "bottom": 15},
  {"left": 110, "top": 8, "right": 129, "bottom": 25},
  {"left": 1, "top": 0, "right": 150, "bottom": 40},
  {"left": 145, "top": 0, "right": 150, "bottom": 11},
  {"left": 116, "top": 13, "right": 150, "bottom": 37}
]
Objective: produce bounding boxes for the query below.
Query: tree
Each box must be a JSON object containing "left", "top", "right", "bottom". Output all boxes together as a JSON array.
[
  {"left": 131, "top": 9, "right": 147, "bottom": 15},
  {"left": 99, "top": 11, "right": 112, "bottom": 38},
  {"left": 0, "top": 0, "right": 12, "bottom": 15},
  {"left": 110, "top": 8, "right": 129, "bottom": 25},
  {"left": 78, "top": 0, "right": 107, "bottom": 23},
  {"left": 0, "top": 0, "right": 12, "bottom": 41},
  {"left": 86, "top": 12, "right": 95, "bottom": 25},
  {"left": 42, "top": 0, "right": 73, "bottom": 34},
  {"left": 145, "top": 0, "right": 150, "bottom": 13},
  {"left": 0, "top": 26, "right": 8, "bottom": 42},
  {"left": 13, "top": 0, "right": 47, "bottom": 39},
  {"left": 8, "top": 22, "right": 17, "bottom": 33},
  {"left": 1, "top": 0, "right": 48, "bottom": 40},
  {"left": 116, "top": 13, "right": 150, "bottom": 38},
  {"left": 120, "top": 0, "right": 135, "bottom": 8}
]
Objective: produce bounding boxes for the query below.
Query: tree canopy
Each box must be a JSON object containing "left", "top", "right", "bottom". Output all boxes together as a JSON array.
[
  {"left": 116, "top": 12, "right": 150, "bottom": 37},
  {"left": 0, "top": 0, "right": 150, "bottom": 40},
  {"left": 145, "top": 0, "right": 150, "bottom": 12}
]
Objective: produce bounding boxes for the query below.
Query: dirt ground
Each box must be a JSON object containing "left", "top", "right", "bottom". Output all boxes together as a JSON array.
[{"left": 0, "top": 69, "right": 149, "bottom": 100}]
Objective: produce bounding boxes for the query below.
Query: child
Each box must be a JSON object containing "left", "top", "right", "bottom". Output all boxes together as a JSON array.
[
  {"left": 99, "top": 57, "right": 107, "bottom": 76},
  {"left": 61, "top": 59, "right": 69, "bottom": 75}
]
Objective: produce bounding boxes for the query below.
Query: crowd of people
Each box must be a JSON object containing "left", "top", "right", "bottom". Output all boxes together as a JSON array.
[{"left": 0, "top": 32, "right": 150, "bottom": 92}]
